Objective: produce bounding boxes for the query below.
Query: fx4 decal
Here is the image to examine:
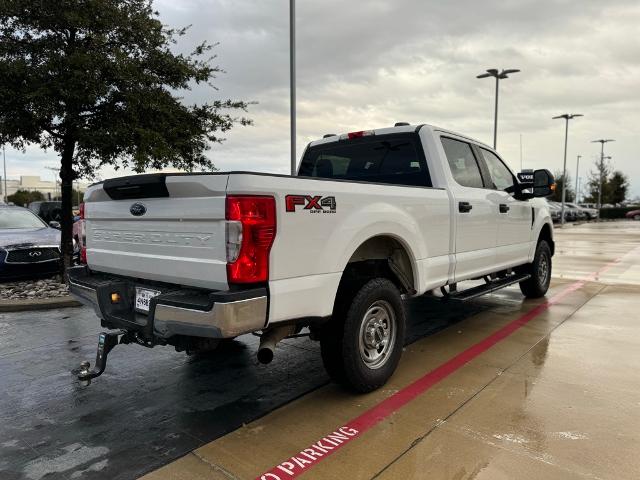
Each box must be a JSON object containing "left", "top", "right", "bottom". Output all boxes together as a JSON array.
[{"left": 285, "top": 195, "right": 337, "bottom": 214}]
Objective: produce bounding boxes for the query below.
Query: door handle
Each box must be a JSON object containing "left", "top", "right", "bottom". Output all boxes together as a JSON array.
[
  {"left": 499, "top": 204, "right": 510, "bottom": 213},
  {"left": 458, "top": 202, "right": 473, "bottom": 213}
]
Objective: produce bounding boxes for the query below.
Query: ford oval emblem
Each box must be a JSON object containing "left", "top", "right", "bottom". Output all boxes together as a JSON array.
[{"left": 130, "top": 203, "right": 147, "bottom": 216}]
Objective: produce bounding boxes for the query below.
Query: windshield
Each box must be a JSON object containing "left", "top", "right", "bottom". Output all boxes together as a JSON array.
[{"left": 0, "top": 209, "right": 47, "bottom": 229}]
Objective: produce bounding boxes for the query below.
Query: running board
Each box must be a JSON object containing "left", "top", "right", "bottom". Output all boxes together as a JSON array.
[{"left": 446, "top": 273, "right": 531, "bottom": 302}]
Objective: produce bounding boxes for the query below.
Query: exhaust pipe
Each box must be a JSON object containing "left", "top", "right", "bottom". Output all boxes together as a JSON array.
[{"left": 257, "top": 325, "right": 296, "bottom": 364}]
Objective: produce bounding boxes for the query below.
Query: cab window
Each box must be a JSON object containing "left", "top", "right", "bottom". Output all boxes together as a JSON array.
[
  {"left": 298, "top": 134, "right": 431, "bottom": 187},
  {"left": 440, "top": 137, "right": 484, "bottom": 188}
]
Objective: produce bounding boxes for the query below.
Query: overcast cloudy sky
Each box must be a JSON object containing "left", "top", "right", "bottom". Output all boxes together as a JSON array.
[{"left": 7, "top": 0, "right": 640, "bottom": 198}]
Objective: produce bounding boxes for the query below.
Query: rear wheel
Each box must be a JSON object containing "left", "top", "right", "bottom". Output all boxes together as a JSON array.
[
  {"left": 634, "top": 214, "right": 640, "bottom": 221},
  {"left": 519, "top": 240, "right": 552, "bottom": 298},
  {"left": 320, "top": 278, "right": 406, "bottom": 393}
]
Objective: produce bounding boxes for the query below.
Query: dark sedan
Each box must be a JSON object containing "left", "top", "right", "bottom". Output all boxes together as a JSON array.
[{"left": 0, "top": 206, "right": 62, "bottom": 280}]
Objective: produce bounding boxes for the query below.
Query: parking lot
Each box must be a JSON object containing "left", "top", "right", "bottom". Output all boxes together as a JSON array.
[{"left": 2, "top": 221, "right": 640, "bottom": 480}]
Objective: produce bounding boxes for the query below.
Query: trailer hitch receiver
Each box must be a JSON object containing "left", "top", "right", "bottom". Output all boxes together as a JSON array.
[{"left": 76, "top": 331, "right": 126, "bottom": 386}]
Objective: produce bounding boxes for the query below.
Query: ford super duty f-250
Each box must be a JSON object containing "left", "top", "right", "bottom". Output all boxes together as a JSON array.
[{"left": 70, "top": 123, "right": 556, "bottom": 392}]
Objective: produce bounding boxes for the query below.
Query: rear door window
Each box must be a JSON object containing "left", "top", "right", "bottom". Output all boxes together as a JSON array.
[
  {"left": 298, "top": 134, "right": 431, "bottom": 187},
  {"left": 440, "top": 137, "right": 484, "bottom": 188}
]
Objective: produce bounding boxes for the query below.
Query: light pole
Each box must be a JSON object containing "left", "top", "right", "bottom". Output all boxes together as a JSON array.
[
  {"left": 289, "top": 0, "right": 296, "bottom": 175},
  {"left": 574, "top": 154, "right": 581, "bottom": 204},
  {"left": 476, "top": 68, "right": 520, "bottom": 149},
  {"left": 553, "top": 114, "right": 583, "bottom": 226},
  {"left": 592, "top": 139, "right": 615, "bottom": 211}
]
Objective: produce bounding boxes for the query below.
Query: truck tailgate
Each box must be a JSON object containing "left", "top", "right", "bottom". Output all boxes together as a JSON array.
[{"left": 85, "top": 174, "right": 229, "bottom": 290}]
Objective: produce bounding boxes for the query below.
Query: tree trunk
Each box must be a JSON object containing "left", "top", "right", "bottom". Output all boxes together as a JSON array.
[{"left": 59, "top": 138, "right": 77, "bottom": 279}]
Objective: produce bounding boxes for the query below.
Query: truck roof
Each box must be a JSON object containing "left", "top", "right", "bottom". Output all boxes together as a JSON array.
[{"left": 308, "top": 123, "right": 494, "bottom": 151}]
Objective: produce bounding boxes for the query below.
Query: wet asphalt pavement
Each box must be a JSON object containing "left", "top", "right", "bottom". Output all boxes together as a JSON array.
[{"left": 0, "top": 295, "right": 486, "bottom": 480}]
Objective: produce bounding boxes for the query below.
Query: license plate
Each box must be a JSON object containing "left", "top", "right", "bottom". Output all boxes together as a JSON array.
[{"left": 135, "top": 287, "right": 161, "bottom": 313}]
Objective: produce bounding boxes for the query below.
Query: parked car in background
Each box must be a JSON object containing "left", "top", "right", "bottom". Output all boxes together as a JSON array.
[
  {"left": 562, "top": 203, "right": 577, "bottom": 221},
  {"left": 626, "top": 209, "right": 640, "bottom": 221},
  {"left": 571, "top": 203, "right": 598, "bottom": 220},
  {"left": 565, "top": 203, "right": 587, "bottom": 221},
  {"left": 0, "top": 205, "right": 62, "bottom": 280},
  {"left": 548, "top": 201, "right": 573, "bottom": 222},
  {"left": 547, "top": 200, "right": 561, "bottom": 223},
  {"left": 28, "top": 201, "right": 63, "bottom": 223}
]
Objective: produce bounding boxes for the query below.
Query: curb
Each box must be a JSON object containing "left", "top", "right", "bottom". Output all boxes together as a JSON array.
[{"left": 0, "top": 296, "right": 82, "bottom": 312}]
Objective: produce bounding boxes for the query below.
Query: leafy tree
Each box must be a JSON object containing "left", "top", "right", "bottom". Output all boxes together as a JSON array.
[
  {"left": 7, "top": 189, "right": 45, "bottom": 206},
  {"left": 583, "top": 157, "right": 612, "bottom": 205},
  {"left": 550, "top": 170, "right": 574, "bottom": 203},
  {"left": 583, "top": 163, "right": 628, "bottom": 205},
  {"left": 606, "top": 171, "right": 629, "bottom": 205},
  {"left": 0, "top": 0, "right": 251, "bottom": 271}
]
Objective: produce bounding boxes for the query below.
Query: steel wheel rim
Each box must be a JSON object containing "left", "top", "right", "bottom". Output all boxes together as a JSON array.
[
  {"left": 538, "top": 253, "right": 549, "bottom": 286},
  {"left": 358, "top": 300, "right": 397, "bottom": 370}
]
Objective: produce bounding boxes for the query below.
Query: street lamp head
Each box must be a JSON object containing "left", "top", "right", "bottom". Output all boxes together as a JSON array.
[
  {"left": 591, "top": 139, "right": 615, "bottom": 144},
  {"left": 499, "top": 69, "right": 520, "bottom": 78},
  {"left": 477, "top": 69, "right": 498, "bottom": 79},
  {"left": 477, "top": 68, "right": 519, "bottom": 79},
  {"left": 553, "top": 113, "right": 583, "bottom": 120}
]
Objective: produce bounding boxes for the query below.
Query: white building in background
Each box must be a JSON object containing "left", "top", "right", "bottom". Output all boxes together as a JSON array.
[{"left": 0, "top": 175, "right": 90, "bottom": 200}]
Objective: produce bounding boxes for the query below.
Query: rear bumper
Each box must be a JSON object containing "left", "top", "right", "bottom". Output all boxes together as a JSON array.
[{"left": 68, "top": 266, "right": 267, "bottom": 339}]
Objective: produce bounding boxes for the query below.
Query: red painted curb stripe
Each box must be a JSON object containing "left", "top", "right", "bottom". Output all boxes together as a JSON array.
[{"left": 257, "top": 253, "right": 628, "bottom": 480}]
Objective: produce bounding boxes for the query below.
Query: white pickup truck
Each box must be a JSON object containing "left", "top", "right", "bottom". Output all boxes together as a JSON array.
[{"left": 70, "top": 123, "right": 555, "bottom": 392}]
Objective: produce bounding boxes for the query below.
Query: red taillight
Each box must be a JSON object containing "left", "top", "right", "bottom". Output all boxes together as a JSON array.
[
  {"left": 79, "top": 202, "right": 85, "bottom": 219},
  {"left": 225, "top": 195, "right": 276, "bottom": 284},
  {"left": 80, "top": 247, "right": 87, "bottom": 264}
]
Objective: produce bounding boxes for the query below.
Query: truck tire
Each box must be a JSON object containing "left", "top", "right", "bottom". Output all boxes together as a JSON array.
[
  {"left": 519, "top": 240, "right": 552, "bottom": 299},
  {"left": 320, "top": 278, "right": 406, "bottom": 393}
]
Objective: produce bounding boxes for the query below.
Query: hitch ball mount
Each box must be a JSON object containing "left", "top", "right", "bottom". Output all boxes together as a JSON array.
[{"left": 76, "top": 330, "right": 130, "bottom": 386}]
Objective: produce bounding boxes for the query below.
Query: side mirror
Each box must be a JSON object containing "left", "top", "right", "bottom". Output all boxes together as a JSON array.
[
  {"left": 532, "top": 169, "right": 556, "bottom": 197},
  {"left": 49, "top": 221, "right": 61, "bottom": 229}
]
